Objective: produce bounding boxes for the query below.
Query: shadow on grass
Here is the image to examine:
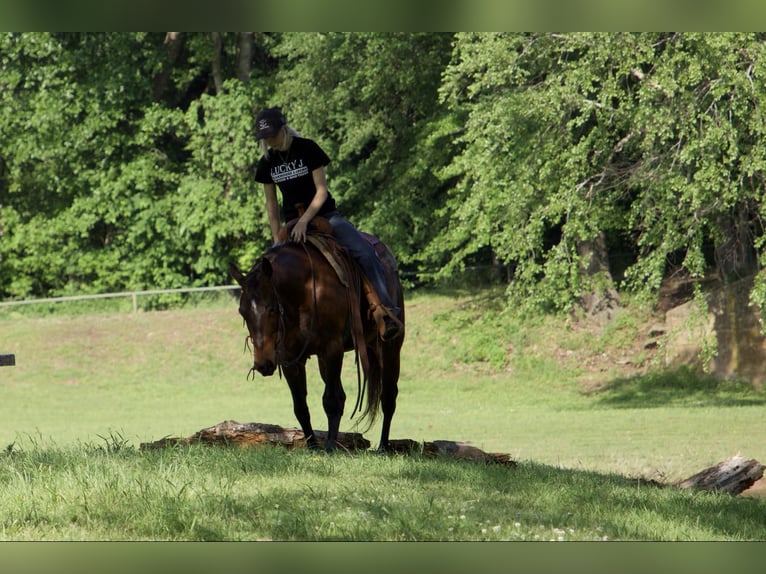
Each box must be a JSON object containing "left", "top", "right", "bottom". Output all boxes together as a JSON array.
[
  {"left": 389, "top": 453, "right": 766, "bottom": 541},
  {"left": 499, "top": 461, "right": 766, "bottom": 540},
  {"left": 5, "top": 441, "right": 764, "bottom": 541},
  {"left": 587, "top": 366, "right": 766, "bottom": 409}
]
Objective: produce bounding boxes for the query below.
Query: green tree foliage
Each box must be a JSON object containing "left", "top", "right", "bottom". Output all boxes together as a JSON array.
[
  {"left": 0, "top": 32, "right": 270, "bottom": 297},
  {"left": 3, "top": 32, "right": 766, "bottom": 319},
  {"left": 438, "top": 32, "right": 766, "bottom": 313},
  {"left": 270, "top": 32, "right": 456, "bottom": 272}
]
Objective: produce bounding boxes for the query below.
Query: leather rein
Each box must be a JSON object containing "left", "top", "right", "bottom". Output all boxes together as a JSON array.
[{"left": 273, "top": 241, "right": 317, "bottom": 376}]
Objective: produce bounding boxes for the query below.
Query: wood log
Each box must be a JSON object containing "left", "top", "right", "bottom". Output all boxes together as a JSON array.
[
  {"left": 0, "top": 354, "right": 15, "bottom": 367},
  {"left": 140, "top": 420, "right": 370, "bottom": 452},
  {"left": 140, "top": 420, "right": 514, "bottom": 464},
  {"left": 676, "top": 454, "right": 765, "bottom": 496}
]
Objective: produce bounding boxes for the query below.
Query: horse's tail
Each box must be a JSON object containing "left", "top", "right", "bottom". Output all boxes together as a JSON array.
[
  {"left": 354, "top": 241, "right": 404, "bottom": 430},
  {"left": 353, "top": 338, "right": 383, "bottom": 430},
  {"left": 345, "top": 259, "right": 377, "bottom": 428}
]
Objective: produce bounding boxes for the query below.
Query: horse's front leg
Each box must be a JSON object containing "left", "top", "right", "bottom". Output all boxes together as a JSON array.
[
  {"left": 284, "top": 362, "right": 319, "bottom": 450},
  {"left": 318, "top": 351, "right": 346, "bottom": 452}
]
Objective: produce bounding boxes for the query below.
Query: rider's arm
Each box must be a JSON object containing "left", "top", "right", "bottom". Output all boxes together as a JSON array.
[
  {"left": 263, "top": 183, "right": 281, "bottom": 242},
  {"left": 291, "top": 167, "right": 329, "bottom": 242}
]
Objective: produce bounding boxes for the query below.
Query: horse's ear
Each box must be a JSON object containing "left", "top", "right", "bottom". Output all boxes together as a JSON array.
[
  {"left": 229, "top": 264, "right": 245, "bottom": 286},
  {"left": 261, "top": 257, "right": 273, "bottom": 278}
]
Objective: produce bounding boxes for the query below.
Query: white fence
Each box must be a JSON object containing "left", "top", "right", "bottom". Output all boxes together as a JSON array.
[{"left": 0, "top": 285, "right": 240, "bottom": 313}]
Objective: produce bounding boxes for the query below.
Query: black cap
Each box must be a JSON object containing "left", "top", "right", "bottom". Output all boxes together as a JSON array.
[{"left": 255, "top": 107, "right": 286, "bottom": 140}]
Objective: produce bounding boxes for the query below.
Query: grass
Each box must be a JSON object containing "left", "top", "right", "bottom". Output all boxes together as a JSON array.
[
  {"left": 2, "top": 287, "right": 766, "bottom": 540},
  {"left": 2, "top": 441, "right": 765, "bottom": 541}
]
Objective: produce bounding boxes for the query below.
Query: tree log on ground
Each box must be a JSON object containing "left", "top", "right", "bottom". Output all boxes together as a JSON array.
[
  {"left": 676, "top": 454, "right": 765, "bottom": 496},
  {"left": 140, "top": 420, "right": 514, "bottom": 464},
  {"left": 386, "top": 438, "right": 514, "bottom": 465},
  {"left": 140, "top": 420, "right": 370, "bottom": 452}
]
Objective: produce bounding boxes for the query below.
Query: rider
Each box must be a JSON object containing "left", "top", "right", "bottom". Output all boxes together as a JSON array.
[{"left": 253, "top": 106, "right": 403, "bottom": 341}]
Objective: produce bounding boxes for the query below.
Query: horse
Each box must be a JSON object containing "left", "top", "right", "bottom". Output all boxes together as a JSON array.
[{"left": 229, "top": 231, "right": 405, "bottom": 452}]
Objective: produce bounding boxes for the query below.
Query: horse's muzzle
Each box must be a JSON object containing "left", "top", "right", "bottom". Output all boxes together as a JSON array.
[{"left": 252, "top": 361, "right": 276, "bottom": 377}]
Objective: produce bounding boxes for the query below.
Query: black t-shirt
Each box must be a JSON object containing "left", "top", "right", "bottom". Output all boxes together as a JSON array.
[{"left": 254, "top": 136, "right": 337, "bottom": 222}]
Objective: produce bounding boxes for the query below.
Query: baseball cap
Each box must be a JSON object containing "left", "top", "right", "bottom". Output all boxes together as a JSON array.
[{"left": 255, "top": 107, "right": 286, "bottom": 140}]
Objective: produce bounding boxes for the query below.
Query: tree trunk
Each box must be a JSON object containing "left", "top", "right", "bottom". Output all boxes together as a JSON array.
[
  {"left": 387, "top": 438, "right": 514, "bottom": 465},
  {"left": 237, "top": 32, "right": 254, "bottom": 83},
  {"left": 139, "top": 420, "right": 513, "bottom": 464},
  {"left": 576, "top": 232, "right": 620, "bottom": 321},
  {"left": 140, "top": 420, "right": 370, "bottom": 452},
  {"left": 153, "top": 32, "right": 184, "bottom": 102},
  {"left": 715, "top": 208, "right": 757, "bottom": 283},
  {"left": 211, "top": 32, "right": 224, "bottom": 95}
]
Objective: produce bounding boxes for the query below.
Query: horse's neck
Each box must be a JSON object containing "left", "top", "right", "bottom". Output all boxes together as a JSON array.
[{"left": 268, "top": 244, "right": 313, "bottom": 289}]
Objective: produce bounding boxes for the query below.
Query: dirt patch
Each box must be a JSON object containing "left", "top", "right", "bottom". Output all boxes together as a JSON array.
[
  {"left": 742, "top": 477, "right": 766, "bottom": 498},
  {"left": 552, "top": 317, "right": 664, "bottom": 395}
]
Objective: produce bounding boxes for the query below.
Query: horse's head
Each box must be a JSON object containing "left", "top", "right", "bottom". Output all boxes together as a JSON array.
[{"left": 230, "top": 258, "right": 281, "bottom": 377}]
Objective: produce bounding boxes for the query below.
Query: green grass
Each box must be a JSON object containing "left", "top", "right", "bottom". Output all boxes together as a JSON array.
[
  {"left": 2, "top": 287, "right": 766, "bottom": 540},
  {"left": 2, "top": 442, "right": 764, "bottom": 541}
]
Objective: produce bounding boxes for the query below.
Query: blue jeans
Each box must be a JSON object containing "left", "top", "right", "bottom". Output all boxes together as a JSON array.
[{"left": 325, "top": 211, "right": 399, "bottom": 314}]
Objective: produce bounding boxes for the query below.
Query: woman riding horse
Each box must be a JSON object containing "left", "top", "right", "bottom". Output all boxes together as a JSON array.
[{"left": 253, "top": 107, "right": 403, "bottom": 341}]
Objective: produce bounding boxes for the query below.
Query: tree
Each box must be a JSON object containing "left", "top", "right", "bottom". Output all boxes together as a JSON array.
[
  {"left": 437, "top": 33, "right": 766, "bottom": 315},
  {"left": 268, "top": 33, "right": 456, "bottom": 275},
  {"left": 0, "top": 32, "right": 273, "bottom": 299},
  {"left": 5, "top": 31, "right": 766, "bottom": 324}
]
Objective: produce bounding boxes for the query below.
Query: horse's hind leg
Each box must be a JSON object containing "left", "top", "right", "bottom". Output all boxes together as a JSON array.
[
  {"left": 378, "top": 349, "right": 400, "bottom": 452},
  {"left": 318, "top": 352, "right": 346, "bottom": 452},
  {"left": 284, "top": 363, "right": 319, "bottom": 450}
]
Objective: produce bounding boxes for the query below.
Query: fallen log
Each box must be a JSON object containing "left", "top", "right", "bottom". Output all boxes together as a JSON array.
[
  {"left": 140, "top": 420, "right": 370, "bottom": 452},
  {"left": 676, "top": 454, "right": 765, "bottom": 496},
  {"left": 139, "top": 420, "right": 514, "bottom": 464}
]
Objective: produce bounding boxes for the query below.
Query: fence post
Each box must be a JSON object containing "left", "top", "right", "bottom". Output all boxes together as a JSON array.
[{"left": 132, "top": 293, "right": 138, "bottom": 313}]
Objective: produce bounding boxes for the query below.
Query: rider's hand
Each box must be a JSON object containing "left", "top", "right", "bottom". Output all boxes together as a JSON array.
[{"left": 290, "top": 219, "right": 308, "bottom": 243}]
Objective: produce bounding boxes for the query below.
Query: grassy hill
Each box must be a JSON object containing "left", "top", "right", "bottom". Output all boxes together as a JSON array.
[{"left": 2, "top": 287, "right": 766, "bottom": 541}]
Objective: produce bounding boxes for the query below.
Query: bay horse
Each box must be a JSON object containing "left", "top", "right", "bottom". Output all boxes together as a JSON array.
[{"left": 229, "top": 231, "right": 404, "bottom": 452}]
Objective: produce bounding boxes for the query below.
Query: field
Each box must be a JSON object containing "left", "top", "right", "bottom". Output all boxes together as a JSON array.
[{"left": 1, "top": 287, "right": 766, "bottom": 541}]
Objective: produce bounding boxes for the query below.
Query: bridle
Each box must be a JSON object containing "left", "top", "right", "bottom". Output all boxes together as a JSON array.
[{"left": 270, "top": 242, "right": 318, "bottom": 377}]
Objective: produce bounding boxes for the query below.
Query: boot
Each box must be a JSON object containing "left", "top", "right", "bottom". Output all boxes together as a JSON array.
[
  {"left": 363, "top": 277, "right": 403, "bottom": 341},
  {"left": 372, "top": 303, "right": 404, "bottom": 341}
]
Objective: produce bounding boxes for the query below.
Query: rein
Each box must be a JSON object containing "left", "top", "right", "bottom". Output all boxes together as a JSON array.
[{"left": 274, "top": 242, "right": 317, "bottom": 376}]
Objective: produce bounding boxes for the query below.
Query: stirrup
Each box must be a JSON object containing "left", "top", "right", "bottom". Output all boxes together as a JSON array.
[
  {"left": 381, "top": 314, "right": 404, "bottom": 341},
  {"left": 370, "top": 303, "right": 403, "bottom": 341}
]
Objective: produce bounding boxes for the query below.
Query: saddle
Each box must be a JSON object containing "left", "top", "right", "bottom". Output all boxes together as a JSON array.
[{"left": 277, "top": 215, "right": 399, "bottom": 341}]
